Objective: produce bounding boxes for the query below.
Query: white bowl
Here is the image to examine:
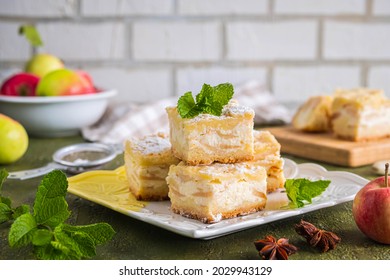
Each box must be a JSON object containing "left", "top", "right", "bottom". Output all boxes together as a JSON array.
[{"left": 0, "top": 89, "right": 117, "bottom": 137}]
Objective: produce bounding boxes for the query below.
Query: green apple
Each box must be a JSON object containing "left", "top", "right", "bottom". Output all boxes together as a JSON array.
[
  {"left": 0, "top": 114, "right": 29, "bottom": 164},
  {"left": 36, "top": 68, "right": 96, "bottom": 96},
  {"left": 25, "top": 53, "right": 64, "bottom": 78}
]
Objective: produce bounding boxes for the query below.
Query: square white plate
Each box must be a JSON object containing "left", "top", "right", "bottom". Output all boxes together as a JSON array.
[{"left": 68, "top": 159, "right": 368, "bottom": 239}]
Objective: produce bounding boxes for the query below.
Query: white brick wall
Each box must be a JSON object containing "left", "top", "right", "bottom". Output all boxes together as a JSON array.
[
  {"left": 274, "top": 0, "right": 366, "bottom": 15},
  {"left": 81, "top": 0, "right": 173, "bottom": 16},
  {"left": 373, "top": 0, "right": 390, "bottom": 16},
  {"left": 133, "top": 21, "right": 222, "bottom": 62},
  {"left": 368, "top": 66, "right": 390, "bottom": 97},
  {"left": 273, "top": 66, "right": 361, "bottom": 102},
  {"left": 226, "top": 21, "right": 317, "bottom": 61},
  {"left": 0, "top": 22, "right": 30, "bottom": 61},
  {"left": 85, "top": 67, "right": 172, "bottom": 103},
  {"left": 176, "top": 66, "right": 267, "bottom": 96},
  {"left": 37, "top": 22, "right": 126, "bottom": 61},
  {"left": 178, "top": 0, "right": 268, "bottom": 15},
  {"left": 0, "top": 0, "right": 76, "bottom": 17},
  {"left": 324, "top": 22, "right": 390, "bottom": 60},
  {"left": 1, "top": 0, "right": 390, "bottom": 103}
]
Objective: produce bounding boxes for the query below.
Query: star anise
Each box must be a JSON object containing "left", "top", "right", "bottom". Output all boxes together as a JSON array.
[
  {"left": 294, "top": 220, "right": 341, "bottom": 252},
  {"left": 254, "top": 235, "right": 298, "bottom": 260}
]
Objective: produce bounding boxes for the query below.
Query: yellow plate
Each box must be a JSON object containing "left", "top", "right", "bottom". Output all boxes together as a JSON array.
[{"left": 68, "top": 166, "right": 147, "bottom": 214}]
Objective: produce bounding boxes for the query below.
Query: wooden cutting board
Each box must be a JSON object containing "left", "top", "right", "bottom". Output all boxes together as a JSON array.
[{"left": 264, "top": 126, "right": 390, "bottom": 167}]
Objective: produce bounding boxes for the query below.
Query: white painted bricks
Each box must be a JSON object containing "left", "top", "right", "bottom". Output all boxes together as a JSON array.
[
  {"left": 368, "top": 66, "right": 390, "bottom": 97},
  {"left": 133, "top": 21, "right": 221, "bottom": 62},
  {"left": 226, "top": 21, "right": 317, "bottom": 61},
  {"left": 274, "top": 0, "right": 366, "bottom": 15},
  {"left": 37, "top": 22, "right": 126, "bottom": 61},
  {"left": 0, "top": 0, "right": 76, "bottom": 17},
  {"left": 1, "top": 0, "right": 390, "bottom": 104},
  {"left": 0, "top": 22, "right": 30, "bottom": 61},
  {"left": 176, "top": 67, "right": 267, "bottom": 96},
  {"left": 178, "top": 0, "right": 268, "bottom": 15},
  {"left": 373, "top": 0, "right": 390, "bottom": 16},
  {"left": 81, "top": 0, "right": 174, "bottom": 16},
  {"left": 273, "top": 66, "right": 360, "bottom": 102},
  {"left": 324, "top": 22, "right": 390, "bottom": 60},
  {"left": 85, "top": 67, "right": 172, "bottom": 103}
]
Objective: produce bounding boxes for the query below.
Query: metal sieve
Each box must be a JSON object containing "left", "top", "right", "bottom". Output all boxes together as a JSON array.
[{"left": 8, "top": 142, "right": 123, "bottom": 180}]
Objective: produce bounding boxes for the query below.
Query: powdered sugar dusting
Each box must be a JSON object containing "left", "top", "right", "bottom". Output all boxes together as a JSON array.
[
  {"left": 132, "top": 132, "right": 171, "bottom": 155},
  {"left": 187, "top": 100, "right": 254, "bottom": 123},
  {"left": 222, "top": 99, "right": 254, "bottom": 116}
]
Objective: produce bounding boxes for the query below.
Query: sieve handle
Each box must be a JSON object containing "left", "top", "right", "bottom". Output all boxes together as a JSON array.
[{"left": 7, "top": 162, "right": 65, "bottom": 180}]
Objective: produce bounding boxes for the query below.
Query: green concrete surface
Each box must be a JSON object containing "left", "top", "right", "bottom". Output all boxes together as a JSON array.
[{"left": 0, "top": 135, "right": 389, "bottom": 260}]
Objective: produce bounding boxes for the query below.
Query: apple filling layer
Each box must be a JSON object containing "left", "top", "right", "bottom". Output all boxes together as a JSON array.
[
  {"left": 253, "top": 130, "right": 285, "bottom": 193},
  {"left": 166, "top": 161, "right": 267, "bottom": 223},
  {"left": 124, "top": 133, "right": 180, "bottom": 201}
]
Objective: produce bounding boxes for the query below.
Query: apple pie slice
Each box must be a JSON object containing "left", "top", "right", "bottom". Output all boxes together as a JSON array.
[
  {"left": 331, "top": 88, "right": 390, "bottom": 141},
  {"left": 166, "top": 161, "right": 267, "bottom": 223},
  {"left": 292, "top": 95, "right": 333, "bottom": 132},
  {"left": 124, "top": 133, "right": 180, "bottom": 201},
  {"left": 166, "top": 100, "right": 254, "bottom": 165},
  {"left": 253, "top": 130, "right": 285, "bottom": 193}
]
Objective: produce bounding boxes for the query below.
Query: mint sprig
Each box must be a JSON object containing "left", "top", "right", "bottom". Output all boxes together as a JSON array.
[
  {"left": 285, "top": 178, "right": 331, "bottom": 208},
  {"left": 0, "top": 168, "right": 115, "bottom": 260},
  {"left": 177, "top": 83, "right": 234, "bottom": 118},
  {"left": 0, "top": 170, "right": 29, "bottom": 224}
]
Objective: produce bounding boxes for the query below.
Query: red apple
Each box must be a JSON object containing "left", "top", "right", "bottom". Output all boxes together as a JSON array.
[
  {"left": 352, "top": 163, "right": 390, "bottom": 244},
  {"left": 36, "top": 68, "right": 96, "bottom": 96},
  {"left": 76, "top": 70, "right": 93, "bottom": 85},
  {"left": 0, "top": 73, "right": 40, "bottom": 96},
  {"left": 76, "top": 70, "right": 97, "bottom": 92}
]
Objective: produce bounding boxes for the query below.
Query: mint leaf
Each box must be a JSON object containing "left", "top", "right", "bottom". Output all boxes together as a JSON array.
[
  {"left": 37, "top": 223, "right": 113, "bottom": 260},
  {"left": 177, "top": 92, "right": 202, "bottom": 118},
  {"left": 0, "top": 169, "right": 8, "bottom": 192},
  {"left": 12, "top": 204, "right": 30, "bottom": 220},
  {"left": 0, "top": 168, "right": 31, "bottom": 224},
  {"left": 3, "top": 169, "right": 115, "bottom": 260},
  {"left": 35, "top": 244, "right": 70, "bottom": 260},
  {"left": 195, "top": 84, "right": 214, "bottom": 106},
  {"left": 0, "top": 196, "right": 12, "bottom": 208},
  {"left": 9, "top": 213, "right": 37, "bottom": 247},
  {"left": 0, "top": 203, "right": 12, "bottom": 223},
  {"left": 19, "top": 25, "right": 43, "bottom": 47},
  {"left": 285, "top": 178, "right": 331, "bottom": 208},
  {"left": 0, "top": 169, "right": 10, "bottom": 209},
  {"left": 62, "top": 223, "right": 116, "bottom": 246},
  {"left": 213, "top": 83, "right": 234, "bottom": 106},
  {"left": 69, "top": 231, "right": 96, "bottom": 258},
  {"left": 51, "top": 227, "right": 95, "bottom": 260},
  {"left": 32, "top": 229, "right": 52, "bottom": 246},
  {"left": 33, "top": 170, "right": 70, "bottom": 228},
  {"left": 50, "top": 233, "right": 78, "bottom": 259},
  {"left": 177, "top": 82, "right": 234, "bottom": 118}
]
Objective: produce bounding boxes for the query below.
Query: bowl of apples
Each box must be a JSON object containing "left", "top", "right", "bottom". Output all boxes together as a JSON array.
[{"left": 0, "top": 53, "right": 116, "bottom": 137}]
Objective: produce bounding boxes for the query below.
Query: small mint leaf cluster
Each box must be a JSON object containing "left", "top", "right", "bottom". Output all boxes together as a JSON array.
[
  {"left": 0, "top": 169, "right": 115, "bottom": 260},
  {"left": 0, "top": 169, "right": 29, "bottom": 224},
  {"left": 285, "top": 178, "right": 331, "bottom": 208},
  {"left": 177, "top": 83, "right": 234, "bottom": 118}
]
